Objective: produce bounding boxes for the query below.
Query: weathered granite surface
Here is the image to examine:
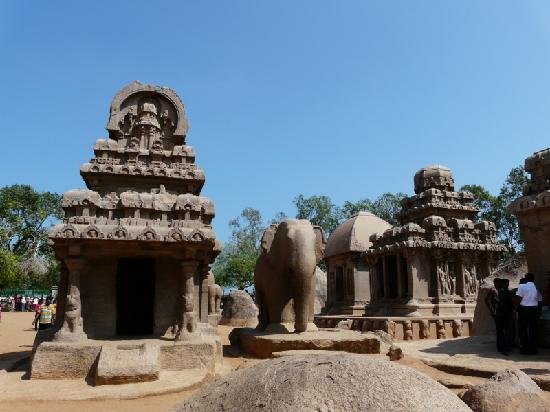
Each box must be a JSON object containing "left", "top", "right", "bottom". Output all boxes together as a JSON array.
[{"left": 171, "top": 354, "right": 471, "bottom": 412}]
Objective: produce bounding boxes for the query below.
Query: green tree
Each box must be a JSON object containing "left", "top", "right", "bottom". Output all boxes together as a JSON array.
[
  {"left": 497, "top": 166, "right": 529, "bottom": 254},
  {"left": 460, "top": 166, "right": 528, "bottom": 257},
  {"left": 0, "top": 184, "right": 62, "bottom": 289},
  {"left": 0, "top": 249, "right": 21, "bottom": 289},
  {"left": 460, "top": 184, "right": 498, "bottom": 223},
  {"left": 212, "top": 208, "right": 265, "bottom": 289},
  {"left": 342, "top": 192, "right": 406, "bottom": 225},
  {"left": 293, "top": 195, "right": 342, "bottom": 235}
]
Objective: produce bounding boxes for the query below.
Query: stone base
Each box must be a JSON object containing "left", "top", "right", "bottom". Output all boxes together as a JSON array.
[
  {"left": 96, "top": 342, "right": 160, "bottom": 385},
  {"left": 31, "top": 341, "right": 102, "bottom": 380},
  {"left": 233, "top": 327, "right": 385, "bottom": 358},
  {"left": 160, "top": 335, "right": 222, "bottom": 372},
  {"left": 314, "top": 315, "right": 473, "bottom": 341},
  {"left": 30, "top": 334, "right": 222, "bottom": 383},
  {"left": 219, "top": 317, "right": 259, "bottom": 328}
]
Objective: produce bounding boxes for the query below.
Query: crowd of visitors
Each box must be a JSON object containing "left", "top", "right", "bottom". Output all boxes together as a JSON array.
[
  {"left": 0, "top": 295, "right": 56, "bottom": 329},
  {"left": 486, "top": 272, "right": 543, "bottom": 356},
  {"left": 0, "top": 295, "right": 49, "bottom": 312}
]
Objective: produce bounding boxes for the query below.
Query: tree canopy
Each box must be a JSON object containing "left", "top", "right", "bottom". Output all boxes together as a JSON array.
[
  {"left": 460, "top": 166, "right": 528, "bottom": 256},
  {"left": 0, "top": 184, "right": 62, "bottom": 289}
]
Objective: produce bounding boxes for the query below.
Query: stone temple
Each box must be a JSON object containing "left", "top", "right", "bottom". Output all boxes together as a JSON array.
[
  {"left": 30, "top": 82, "right": 223, "bottom": 384},
  {"left": 510, "top": 148, "right": 550, "bottom": 287},
  {"left": 318, "top": 165, "right": 506, "bottom": 340}
]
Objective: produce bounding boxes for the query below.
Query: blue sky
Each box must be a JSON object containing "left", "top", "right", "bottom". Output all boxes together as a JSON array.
[{"left": 1, "top": 1, "right": 550, "bottom": 242}]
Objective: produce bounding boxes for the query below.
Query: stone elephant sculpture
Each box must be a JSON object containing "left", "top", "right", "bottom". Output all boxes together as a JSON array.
[
  {"left": 207, "top": 271, "right": 222, "bottom": 314},
  {"left": 254, "top": 219, "right": 326, "bottom": 333}
]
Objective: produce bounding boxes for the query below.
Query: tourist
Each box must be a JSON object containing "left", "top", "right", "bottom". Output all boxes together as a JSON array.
[
  {"left": 485, "top": 278, "right": 514, "bottom": 355},
  {"left": 32, "top": 298, "right": 43, "bottom": 330},
  {"left": 21, "top": 296, "right": 26, "bottom": 312},
  {"left": 36, "top": 298, "right": 54, "bottom": 330},
  {"left": 516, "top": 272, "right": 542, "bottom": 355}
]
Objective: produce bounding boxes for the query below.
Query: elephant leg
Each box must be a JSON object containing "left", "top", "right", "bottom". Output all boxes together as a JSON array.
[
  {"left": 256, "top": 289, "right": 268, "bottom": 331},
  {"left": 293, "top": 293, "right": 308, "bottom": 333}
]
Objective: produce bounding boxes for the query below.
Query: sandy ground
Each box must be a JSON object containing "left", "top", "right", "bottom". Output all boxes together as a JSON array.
[
  {"left": 0, "top": 313, "right": 256, "bottom": 412},
  {"left": 0, "top": 312, "right": 546, "bottom": 411}
]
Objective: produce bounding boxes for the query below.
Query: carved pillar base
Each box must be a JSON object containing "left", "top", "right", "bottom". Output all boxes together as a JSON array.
[
  {"left": 175, "top": 260, "right": 198, "bottom": 341},
  {"left": 54, "top": 257, "right": 87, "bottom": 342}
]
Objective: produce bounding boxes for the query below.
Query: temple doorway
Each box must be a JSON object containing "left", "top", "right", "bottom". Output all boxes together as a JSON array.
[{"left": 116, "top": 258, "right": 156, "bottom": 336}]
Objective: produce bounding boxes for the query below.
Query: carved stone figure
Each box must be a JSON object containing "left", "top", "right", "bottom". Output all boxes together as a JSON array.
[
  {"left": 254, "top": 220, "right": 326, "bottom": 333},
  {"left": 419, "top": 320, "right": 430, "bottom": 339},
  {"left": 436, "top": 320, "right": 446, "bottom": 339},
  {"left": 403, "top": 320, "right": 413, "bottom": 340},
  {"left": 385, "top": 320, "right": 396, "bottom": 338},
  {"left": 437, "top": 262, "right": 451, "bottom": 296},
  {"left": 207, "top": 272, "right": 222, "bottom": 314},
  {"left": 452, "top": 319, "right": 462, "bottom": 337}
]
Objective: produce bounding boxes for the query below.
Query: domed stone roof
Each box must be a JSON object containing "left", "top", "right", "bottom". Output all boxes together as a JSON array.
[{"left": 325, "top": 211, "right": 391, "bottom": 258}]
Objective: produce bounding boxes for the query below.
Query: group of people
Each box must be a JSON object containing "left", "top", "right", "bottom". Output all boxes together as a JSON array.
[
  {"left": 0, "top": 295, "right": 56, "bottom": 331},
  {"left": 32, "top": 297, "right": 56, "bottom": 330},
  {"left": 486, "top": 272, "right": 542, "bottom": 355},
  {"left": 0, "top": 295, "right": 45, "bottom": 312}
]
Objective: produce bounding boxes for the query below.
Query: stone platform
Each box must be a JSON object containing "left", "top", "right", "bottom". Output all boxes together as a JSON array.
[
  {"left": 31, "top": 334, "right": 222, "bottom": 385},
  {"left": 314, "top": 315, "right": 473, "bottom": 340},
  {"left": 230, "top": 327, "right": 387, "bottom": 358},
  {"left": 399, "top": 336, "right": 550, "bottom": 390}
]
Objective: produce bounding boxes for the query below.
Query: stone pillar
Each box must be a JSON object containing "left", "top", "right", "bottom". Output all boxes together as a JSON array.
[
  {"left": 55, "top": 263, "right": 69, "bottom": 329},
  {"left": 456, "top": 256, "right": 466, "bottom": 298},
  {"left": 382, "top": 255, "right": 389, "bottom": 299},
  {"left": 55, "top": 257, "right": 87, "bottom": 342},
  {"left": 175, "top": 260, "right": 198, "bottom": 340},
  {"left": 200, "top": 268, "right": 209, "bottom": 323},
  {"left": 405, "top": 250, "right": 430, "bottom": 300}
]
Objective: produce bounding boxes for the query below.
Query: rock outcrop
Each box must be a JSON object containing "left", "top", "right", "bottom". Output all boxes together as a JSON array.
[
  {"left": 472, "top": 253, "right": 527, "bottom": 336},
  {"left": 220, "top": 290, "right": 258, "bottom": 327},
  {"left": 171, "top": 353, "right": 471, "bottom": 412},
  {"left": 314, "top": 266, "right": 327, "bottom": 314},
  {"left": 460, "top": 369, "right": 550, "bottom": 412}
]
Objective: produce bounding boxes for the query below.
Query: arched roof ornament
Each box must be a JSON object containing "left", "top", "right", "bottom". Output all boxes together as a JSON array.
[{"left": 106, "top": 80, "right": 189, "bottom": 141}]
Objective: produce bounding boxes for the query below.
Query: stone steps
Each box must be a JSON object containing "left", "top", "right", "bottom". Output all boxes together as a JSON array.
[{"left": 95, "top": 342, "right": 160, "bottom": 385}]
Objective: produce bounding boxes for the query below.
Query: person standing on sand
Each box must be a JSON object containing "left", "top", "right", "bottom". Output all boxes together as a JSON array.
[
  {"left": 32, "top": 298, "right": 43, "bottom": 330},
  {"left": 35, "top": 298, "right": 53, "bottom": 331},
  {"left": 516, "top": 272, "right": 542, "bottom": 355},
  {"left": 486, "top": 278, "right": 514, "bottom": 355}
]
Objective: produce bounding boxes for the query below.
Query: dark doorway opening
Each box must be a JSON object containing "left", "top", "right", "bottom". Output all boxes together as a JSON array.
[{"left": 116, "top": 258, "right": 155, "bottom": 335}]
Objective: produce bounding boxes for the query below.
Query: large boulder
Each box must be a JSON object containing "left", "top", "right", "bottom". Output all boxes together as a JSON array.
[
  {"left": 171, "top": 353, "right": 470, "bottom": 412},
  {"left": 314, "top": 266, "right": 327, "bottom": 314},
  {"left": 219, "top": 290, "right": 258, "bottom": 327},
  {"left": 472, "top": 253, "right": 527, "bottom": 336},
  {"left": 460, "top": 369, "right": 550, "bottom": 412}
]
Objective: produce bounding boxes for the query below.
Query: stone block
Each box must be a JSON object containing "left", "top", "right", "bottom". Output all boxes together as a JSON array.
[
  {"left": 160, "top": 336, "right": 221, "bottom": 372},
  {"left": 31, "top": 341, "right": 101, "bottom": 379},
  {"left": 238, "top": 328, "right": 385, "bottom": 358},
  {"left": 95, "top": 342, "right": 160, "bottom": 385}
]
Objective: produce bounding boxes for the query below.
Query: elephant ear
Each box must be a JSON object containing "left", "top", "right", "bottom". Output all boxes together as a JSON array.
[
  {"left": 313, "top": 225, "right": 327, "bottom": 261},
  {"left": 261, "top": 224, "right": 278, "bottom": 254}
]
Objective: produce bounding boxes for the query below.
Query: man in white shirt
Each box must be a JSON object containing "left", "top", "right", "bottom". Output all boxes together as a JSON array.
[{"left": 516, "top": 273, "right": 542, "bottom": 355}]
